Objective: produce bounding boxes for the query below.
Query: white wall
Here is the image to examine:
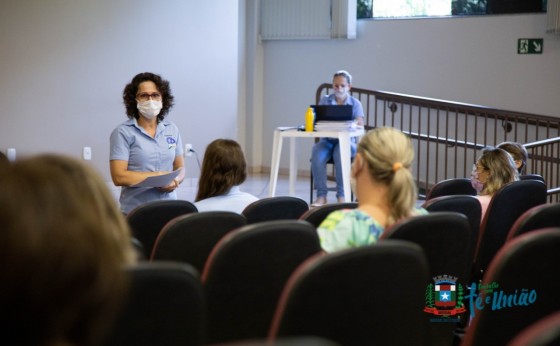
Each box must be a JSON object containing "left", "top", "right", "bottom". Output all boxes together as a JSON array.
[
  {"left": 0, "top": 0, "right": 240, "bottom": 181},
  {"left": 1, "top": 2, "right": 559, "bottom": 182},
  {"left": 260, "top": 14, "right": 560, "bottom": 172}
]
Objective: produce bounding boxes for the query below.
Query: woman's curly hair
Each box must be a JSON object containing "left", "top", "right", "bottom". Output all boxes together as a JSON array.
[{"left": 122, "top": 72, "right": 174, "bottom": 122}]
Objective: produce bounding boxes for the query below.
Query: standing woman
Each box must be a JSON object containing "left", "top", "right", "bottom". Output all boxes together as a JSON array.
[{"left": 110, "top": 72, "right": 185, "bottom": 214}]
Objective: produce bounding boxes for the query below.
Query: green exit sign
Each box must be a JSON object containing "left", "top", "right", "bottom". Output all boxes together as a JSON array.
[{"left": 518, "top": 38, "right": 543, "bottom": 54}]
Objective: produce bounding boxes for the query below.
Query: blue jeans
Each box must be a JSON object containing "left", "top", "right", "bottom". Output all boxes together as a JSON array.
[{"left": 311, "top": 138, "right": 357, "bottom": 198}]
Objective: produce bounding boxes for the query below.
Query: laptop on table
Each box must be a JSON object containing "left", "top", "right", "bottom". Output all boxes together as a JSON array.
[
  {"left": 311, "top": 105, "right": 353, "bottom": 123},
  {"left": 310, "top": 105, "right": 356, "bottom": 132}
]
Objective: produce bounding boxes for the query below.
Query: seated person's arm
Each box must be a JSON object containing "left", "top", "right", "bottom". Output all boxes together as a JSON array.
[
  {"left": 356, "top": 115, "right": 364, "bottom": 126},
  {"left": 353, "top": 99, "right": 365, "bottom": 126}
]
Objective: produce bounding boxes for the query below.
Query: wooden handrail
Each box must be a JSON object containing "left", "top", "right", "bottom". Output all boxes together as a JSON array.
[{"left": 316, "top": 83, "right": 560, "bottom": 202}]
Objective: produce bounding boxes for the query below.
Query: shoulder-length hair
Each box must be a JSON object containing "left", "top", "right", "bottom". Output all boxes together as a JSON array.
[
  {"left": 195, "top": 139, "right": 247, "bottom": 202},
  {"left": 122, "top": 72, "right": 174, "bottom": 122},
  {"left": 477, "top": 147, "right": 519, "bottom": 195}
]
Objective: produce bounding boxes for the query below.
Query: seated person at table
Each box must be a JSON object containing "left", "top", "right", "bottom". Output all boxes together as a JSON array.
[
  {"left": 497, "top": 141, "right": 528, "bottom": 174},
  {"left": 317, "top": 127, "right": 427, "bottom": 253},
  {"left": 471, "top": 147, "right": 519, "bottom": 220},
  {"left": 311, "top": 70, "right": 364, "bottom": 206},
  {"left": 0, "top": 154, "right": 136, "bottom": 346},
  {"left": 195, "top": 139, "right": 258, "bottom": 214}
]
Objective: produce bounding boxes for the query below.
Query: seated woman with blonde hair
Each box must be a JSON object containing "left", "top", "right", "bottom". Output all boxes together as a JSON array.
[
  {"left": 317, "top": 127, "right": 426, "bottom": 253},
  {"left": 0, "top": 154, "right": 136, "bottom": 346},
  {"left": 471, "top": 147, "right": 519, "bottom": 220}
]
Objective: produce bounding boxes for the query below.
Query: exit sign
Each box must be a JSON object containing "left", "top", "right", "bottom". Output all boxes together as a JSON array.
[{"left": 518, "top": 38, "right": 543, "bottom": 54}]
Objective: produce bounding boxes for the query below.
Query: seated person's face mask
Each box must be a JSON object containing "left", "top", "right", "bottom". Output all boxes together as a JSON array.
[{"left": 470, "top": 164, "right": 485, "bottom": 194}]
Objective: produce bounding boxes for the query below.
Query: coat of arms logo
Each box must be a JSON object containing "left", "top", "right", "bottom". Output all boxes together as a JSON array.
[{"left": 424, "top": 275, "right": 467, "bottom": 317}]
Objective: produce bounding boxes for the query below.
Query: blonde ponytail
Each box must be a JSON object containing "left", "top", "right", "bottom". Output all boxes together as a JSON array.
[{"left": 358, "top": 127, "right": 418, "bottom": 225}]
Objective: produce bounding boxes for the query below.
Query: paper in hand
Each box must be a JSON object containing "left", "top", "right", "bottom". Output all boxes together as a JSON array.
[{"left": 131, "top": 169, "right": 182, "bottom": 188}]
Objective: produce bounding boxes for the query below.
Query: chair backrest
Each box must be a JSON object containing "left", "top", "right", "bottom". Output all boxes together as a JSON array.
[
  {"left": 506, "top": 203, "right": 560, "bottom": 241},
  {"left": 242, "top": 196, "right": 309, "bottom": 224},
  {"left": 151, "top": 211, "right": 247, "bottom": 273},
  {"left": 426, "top": 178, "right": 476, "bottom": 200},
  {"left": 299, "top": 202, "right": 358, "bottom": 228},
  {"left": 380, "top": 212, "right": 471, "bottom": 345},
  {"left": 508, "top": 311, "right": 560, "bottom": 346},
  {"left": 473, "top": 180, "right": 547, "bottom": 280},
  {"left": 381, "top": 212, "right": 471, "bottom": 280},
  {"left": 519, "top": 173, "right": 545, "bottom": 183},
  {"left": 462, "top": 229, "right": 560, "bottom": 346},
  {"left": 127, "top": 200, "right": 198, "bottom": 259},
  {"left": 202, "top": 220, "right": 321, "bottom": 344},
  {"left": 269, "top": 240, "right": 429, "bottom": 346},
  {"left": 103, "top": 262, "right": 205, "bottom": 346},
  {"left": 422, "top": 195, "right": 482, "bottom": 273}
]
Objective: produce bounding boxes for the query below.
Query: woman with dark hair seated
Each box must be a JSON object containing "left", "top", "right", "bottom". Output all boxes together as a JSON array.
[
  {"left": 194, "top": 139, "right": 258, "bottom": 214},
  {"left": 497, "top": 141, "right": 528, "bottom": 173}
]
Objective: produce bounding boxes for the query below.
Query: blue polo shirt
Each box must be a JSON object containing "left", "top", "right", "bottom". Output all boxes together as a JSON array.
[{"left": 110, "top": 118, "right": 184, "bottom": 214}]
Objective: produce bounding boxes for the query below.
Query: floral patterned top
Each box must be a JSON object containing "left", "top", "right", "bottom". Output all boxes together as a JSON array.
[{"left": 317, "top": 207, "right": 428, "bottom": 253}]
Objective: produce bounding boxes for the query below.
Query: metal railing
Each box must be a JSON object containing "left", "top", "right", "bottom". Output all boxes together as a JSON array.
[{"left": 316, "top": 83, "right": 560, "bottom": 202}]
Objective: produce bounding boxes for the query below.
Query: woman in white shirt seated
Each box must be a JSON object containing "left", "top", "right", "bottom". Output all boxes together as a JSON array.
[{"left": 194, "top": 139, "right": 258, "bottom": 214}]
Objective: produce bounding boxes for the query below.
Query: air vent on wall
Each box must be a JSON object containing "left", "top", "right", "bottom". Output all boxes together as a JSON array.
[{"left": 260, "top": 0, "right": 357, "bottom": 40}]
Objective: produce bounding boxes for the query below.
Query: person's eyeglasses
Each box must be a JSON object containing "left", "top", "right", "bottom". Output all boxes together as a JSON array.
[{"left": 136, "top": 93, "right": 162, "bottom": 101}]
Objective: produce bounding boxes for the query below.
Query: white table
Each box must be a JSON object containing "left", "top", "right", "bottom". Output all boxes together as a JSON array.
[{"left": 269, "top": 127, "right": 365, "bottom": 202}]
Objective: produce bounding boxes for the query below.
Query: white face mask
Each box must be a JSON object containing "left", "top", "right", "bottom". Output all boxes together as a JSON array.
[
  {"left": 137, "top": 100, "right": 162, "bottom": 120},
  {"left": 470, "top": 165, "right": 484, "bottom": 194},
  {"left": 334, "top": 88, "right": 348, "bottom": 100}
]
